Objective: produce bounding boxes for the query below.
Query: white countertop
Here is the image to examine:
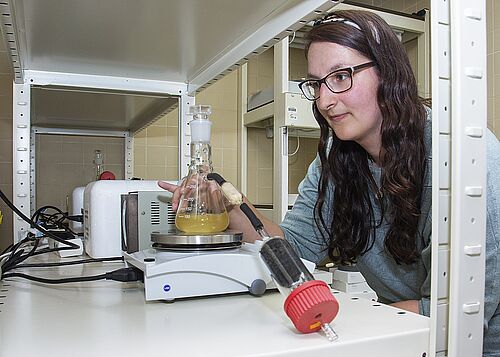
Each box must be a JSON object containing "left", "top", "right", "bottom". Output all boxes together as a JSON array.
[{"left": 0, "top": 253, "right": 430, "bottom": 357}]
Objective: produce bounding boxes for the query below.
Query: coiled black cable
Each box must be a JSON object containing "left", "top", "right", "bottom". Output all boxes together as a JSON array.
[{"left": 0, "top": 188, "right": 81, "bottom": 277}]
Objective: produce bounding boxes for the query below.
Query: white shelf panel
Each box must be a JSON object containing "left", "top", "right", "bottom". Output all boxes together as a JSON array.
[
  {"left": 2, "top": 0, "right": 336, "bottom": 132},
  {"left": 0, "top": 254, "right": 430, "bottom": 357},
  {"left": 6, "top": 0, "right": 334, "bottom": 91}
]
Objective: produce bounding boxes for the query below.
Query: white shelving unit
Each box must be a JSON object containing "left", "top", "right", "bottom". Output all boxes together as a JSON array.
[
  {"left": 0, "top": 0, "right": 489, "bottom": 356},
  {"left": 1, "top": 0, "right": 342, "bottom": 242},
  {"left": 430, "top": 1, "right": 488, "bottom": 356}
]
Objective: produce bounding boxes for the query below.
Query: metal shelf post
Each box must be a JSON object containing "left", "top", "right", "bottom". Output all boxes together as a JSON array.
[
  {"left": 12, "top": 82, "right": 31, "bottom": 241},
  {"left": 431, "top": 1, "right": 487, "bottom": 356},
  {"left": 449, "top": 1, "right": 487, "bottom": 356}
]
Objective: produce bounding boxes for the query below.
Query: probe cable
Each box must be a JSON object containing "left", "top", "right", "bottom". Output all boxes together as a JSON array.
[
  {"left": 0, "top": 234, "right": 44, "bottom": 274},
  {"left": 15, "top": 256, "right": 124, "bottom": 268},
  {"left": 31, "top": 205, "right": 83, "bottom": 236},
  {"left": 0, "top": 188, "right": 82, "bottom": 277},
  {"left": 0, "top": 189, "right": 137, "bottom": 284},
  {"left": 32, "top": 205, "right": 83, "bottom": 223},
  {"left": 2, "top": 267, "right": 143, "bottom": 284}
]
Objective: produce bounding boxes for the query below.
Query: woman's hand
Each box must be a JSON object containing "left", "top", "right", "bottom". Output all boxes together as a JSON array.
[
  {"left": 158, "top": 177, "right": 225, "bottom": 212},
  {"left": 158, "top": 179, "right": 284, "bottom": 242},
  {"left": 157, "top": 181, "right": 182, "bottom": 211}
]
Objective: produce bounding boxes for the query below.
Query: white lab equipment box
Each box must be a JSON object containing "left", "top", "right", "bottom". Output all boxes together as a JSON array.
[
  {"left": 83, "top": 180, "right": 164, "bottom": 258},
  {"left": 121, "top": 190, "right": 174, "bottom": 253},
  {"left": 71, "top": 186, "right": 86, "bottom": 234}
]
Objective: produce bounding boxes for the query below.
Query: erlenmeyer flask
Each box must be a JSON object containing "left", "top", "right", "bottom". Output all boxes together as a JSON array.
[{"left": 175, "top": 105, "right": 229, "bottom": 233}]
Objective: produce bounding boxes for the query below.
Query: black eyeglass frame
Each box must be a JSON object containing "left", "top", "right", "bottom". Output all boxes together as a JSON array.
[{"left": 298, "top": 61, "right": 376, "bottom": 101}]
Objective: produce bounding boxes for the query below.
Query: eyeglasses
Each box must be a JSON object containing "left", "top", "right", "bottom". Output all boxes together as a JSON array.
[{"left": 298, "top": 61, "right": 376, "bottom": 101}]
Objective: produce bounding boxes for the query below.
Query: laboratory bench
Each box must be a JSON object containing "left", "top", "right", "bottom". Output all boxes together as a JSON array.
[{"left": 0, "top": 252, "right": 430, "bottom": 357}]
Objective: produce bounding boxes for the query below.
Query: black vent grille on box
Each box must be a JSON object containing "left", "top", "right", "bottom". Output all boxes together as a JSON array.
[
  {"left": 150, "top": 202, "right": 160, "bottom": 225},
  {"left": 167, "top": 203, "right": 175, "bottom": 225}
]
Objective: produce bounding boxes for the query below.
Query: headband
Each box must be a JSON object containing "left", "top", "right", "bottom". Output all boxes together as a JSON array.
[
  {"left": 313, "top": 15, "right": 381, "bottom": 44},
  {"left": 313, "top": 16, "right": 361, "bottom": 30}
]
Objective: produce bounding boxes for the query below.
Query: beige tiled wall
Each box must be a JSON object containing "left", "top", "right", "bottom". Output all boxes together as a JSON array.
[
  {"left": 245, "top": 46, "right": 315, "bottom": 204},
  {"left": 246, "top": 47, "right": 309, "bottom": 96},
  {"left": 247, "top": 47, "right": 274, "bottom": 98},
  {"left": 194, "top": 71, "right": 239, "bottom": 184},
  {"left": 246, "top": 128, "right": 273, "bottom": 204},
  {"left": 246, "top": 128, "right": 319, "bottom": 204},
  {"left": 290, "top": 47, "right": 309, "bottom": 80},
  {"left": 133, "top": 108, "right": 179, "bottom": 181},
  {"left": 288, "top": 134, "right": 319, "bottom": 194},
  {"left": 246, "top": 48, "right": 274, "bottom": 204},
  {"left": 35, "top": 134, "right": 124, "bottom": 211},
  {"left": 133, "top": 70, "right": 239, "bottom": 185}
]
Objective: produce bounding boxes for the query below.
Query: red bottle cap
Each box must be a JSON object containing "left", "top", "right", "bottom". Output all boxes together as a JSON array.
[
  {"left": 284, "top": 280, "right": 339, "bottom": 334},
  {"left": 99, "top": 171, "right": 115, "bottom": 180}
]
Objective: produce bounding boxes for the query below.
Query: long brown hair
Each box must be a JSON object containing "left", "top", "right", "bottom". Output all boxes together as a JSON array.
[{"left": 305, "top": 10, "right": 427, "bottom": 265}]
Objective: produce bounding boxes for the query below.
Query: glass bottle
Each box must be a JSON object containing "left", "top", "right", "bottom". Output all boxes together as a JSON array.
[
  {"left": 175, "top": 105, "right": 229, "bottom": 233},
  {"left": 260, "top": 237, "right": 339, "bottom": 341}
]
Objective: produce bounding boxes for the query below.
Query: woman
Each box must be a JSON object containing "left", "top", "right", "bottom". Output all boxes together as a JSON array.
[{"left": 160, "top": 10, "right": 499, "bottom": 355}]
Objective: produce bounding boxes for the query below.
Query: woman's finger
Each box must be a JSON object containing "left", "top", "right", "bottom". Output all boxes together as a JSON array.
[
  {"left": 157, "top": 180, "right": 178, "bottom": 193},
  {"left": 158, "top": 180, "right": 181, "bottom": 211}
]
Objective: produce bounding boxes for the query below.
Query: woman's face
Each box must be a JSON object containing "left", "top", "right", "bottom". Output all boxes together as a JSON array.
[{"left": 307, "top": 41, "right": 383, "bottom": 156}]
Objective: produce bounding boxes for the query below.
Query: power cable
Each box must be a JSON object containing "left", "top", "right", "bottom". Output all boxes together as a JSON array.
[
  {"left": 16, "top": 256, "right": 124, "bottom": 268},
  {"left": 2, "top": 267, "right": 143, "bottom": 284}
]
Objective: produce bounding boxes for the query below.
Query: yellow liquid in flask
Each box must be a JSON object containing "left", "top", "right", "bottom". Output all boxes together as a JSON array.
[{"left": 175, "top": 212, "right": 229, "bottom": 233}]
